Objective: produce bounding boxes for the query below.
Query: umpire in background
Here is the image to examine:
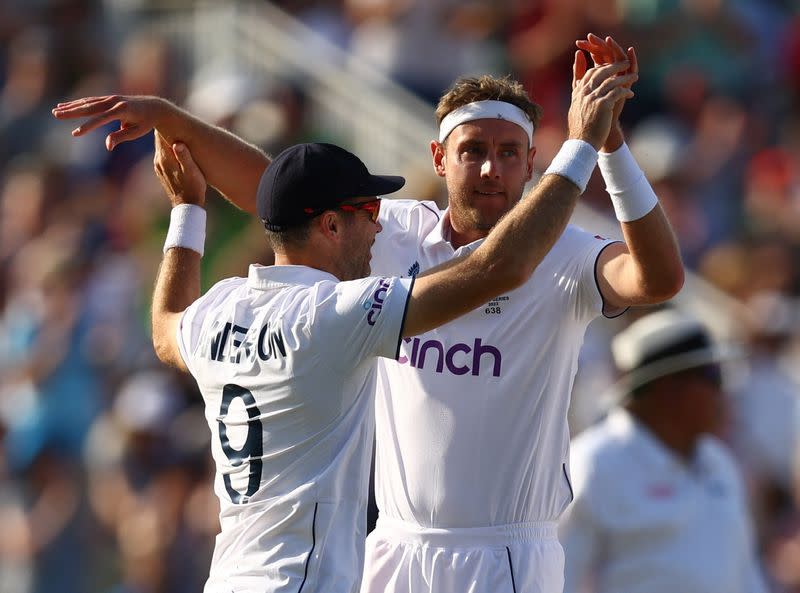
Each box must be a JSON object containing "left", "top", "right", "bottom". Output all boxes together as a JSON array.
[{"left": 560, "top": 308, "right": 768, "bottom": 593}]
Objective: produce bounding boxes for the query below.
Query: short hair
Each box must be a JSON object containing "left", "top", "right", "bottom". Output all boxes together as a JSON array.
[
  {"left": 263, "top": 209, "right": 358, "bottom": 252},
  {"left": 264, "top": 221, "right": 311, "bottom": 252},
  {"left": 435, "top": 75, "right": 543, "bottom": 132}
]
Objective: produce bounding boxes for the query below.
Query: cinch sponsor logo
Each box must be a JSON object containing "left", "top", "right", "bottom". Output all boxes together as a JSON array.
[
  {"left": 365, "top": 278, "right": 391, "bottom": 326},
  {"left": 397, "top": 337, "right": 502, "bottom": 377}
]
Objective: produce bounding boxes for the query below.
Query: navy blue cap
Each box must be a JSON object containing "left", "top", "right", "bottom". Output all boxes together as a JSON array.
[{"left": 256, "top": 143, "right": 405, "bottom": 231}]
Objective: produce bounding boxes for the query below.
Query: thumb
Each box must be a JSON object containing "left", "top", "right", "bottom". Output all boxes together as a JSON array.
[{"left": 172, "top": 143, "right": 197, "bottom": 172}]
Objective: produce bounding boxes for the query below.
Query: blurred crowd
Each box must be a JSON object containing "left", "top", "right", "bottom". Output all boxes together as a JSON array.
[{"left": 2, "top": 0, "right": 800, "bottom": 591}]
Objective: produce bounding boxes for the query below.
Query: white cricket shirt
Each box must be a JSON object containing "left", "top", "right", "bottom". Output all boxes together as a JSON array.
[
  {"left": 370, "top": 199, "right": 618, "bottom": 527},
  {"left": 560, "top": 409, "right": 767, "bottom": 593},
  {"left": 177, "top": 265, "right": 412, "bottom": 593}
]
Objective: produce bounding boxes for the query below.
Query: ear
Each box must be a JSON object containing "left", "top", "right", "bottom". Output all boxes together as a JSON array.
[
  {"left": 526, "top": 145, "right": 537, "bottom": 182},
  {"left": 431, "top": 140, "right": 447, "bottom": 178},
  {"left": 317, "top": 210, "right": 341, "bottom": 240}
]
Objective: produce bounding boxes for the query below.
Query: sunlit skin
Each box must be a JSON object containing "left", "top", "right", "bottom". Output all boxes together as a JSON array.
[
  {"left": 337, "top": 197, "right": 383, "bottom": 281},
  {"left": 431, "top": 118, "right": 536, "bottom": 249}
]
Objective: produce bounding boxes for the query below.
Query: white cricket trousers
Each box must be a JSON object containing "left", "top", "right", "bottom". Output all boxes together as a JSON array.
[{"left": 360, "top": 517, "right": 565, "bottom": 593}]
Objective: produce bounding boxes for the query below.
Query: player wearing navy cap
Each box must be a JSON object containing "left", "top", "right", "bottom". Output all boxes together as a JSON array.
[
  {"left": 140, "top": 52, "right": 631, "bottom": 593},
  {"left": 56, "top": 35, "right": 683, "bottom": 593}
]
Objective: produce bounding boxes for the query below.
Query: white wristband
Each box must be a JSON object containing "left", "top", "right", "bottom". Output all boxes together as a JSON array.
[
  {"left": 543, "top": 139, "right": 598, "bottom": 194},
  {"left": 163, "top": 204, "right": 207, "bottom": 256},
  {"left": 598, "top": 143, "right": 659, "bottom": 222}
]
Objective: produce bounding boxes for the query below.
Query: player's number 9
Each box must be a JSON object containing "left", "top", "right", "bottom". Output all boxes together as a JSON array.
[{"left": 218, "top": 384, "right": 263, "bottom": 504}]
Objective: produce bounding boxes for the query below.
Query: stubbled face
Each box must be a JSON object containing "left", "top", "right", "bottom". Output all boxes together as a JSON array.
[
  {"left": 338, "top": 198, "right": 382, "bottom": 281},
  {"left": 433, "top": 118, "right": 535, "bottom": 237}
]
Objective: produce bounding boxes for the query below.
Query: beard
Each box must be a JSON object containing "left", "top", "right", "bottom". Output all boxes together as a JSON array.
[{"left": 447, "top": 181, "right": 525, "bottom": 235}]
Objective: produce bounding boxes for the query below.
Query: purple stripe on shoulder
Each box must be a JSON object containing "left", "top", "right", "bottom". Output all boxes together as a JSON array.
[
  {"left": 420, "top": 202, "right": 441, "bottom": 221},
  {"left": 594, "top": 241, "right": 629, "bottom": 319}
]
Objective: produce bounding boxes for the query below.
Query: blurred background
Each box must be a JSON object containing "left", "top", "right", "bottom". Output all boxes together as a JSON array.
[{"left": 2, "top": 0, "right": 800, "bottom": 591}]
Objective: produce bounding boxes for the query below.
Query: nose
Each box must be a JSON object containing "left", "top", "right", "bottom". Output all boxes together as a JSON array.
[
  {"left": 480, "top": 155, "right": 499, "bottom": 178},
  {"left": 375, "top": 219, "right": 383, "bottom": 234}
]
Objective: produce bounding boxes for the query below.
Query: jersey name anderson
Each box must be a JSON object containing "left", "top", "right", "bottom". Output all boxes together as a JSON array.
[
  {"left": 176, "top": 265, "right": 413, "bottom": 593},
  {"left": 200, "top": 319, "right": 286, "bottom": 364}
]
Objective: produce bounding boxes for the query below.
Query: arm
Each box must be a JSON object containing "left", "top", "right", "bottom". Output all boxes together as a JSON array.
[
  {"left": 403, "top": 56, "right": 636, "bottom": 337},
  {"left": 576, "top": 35, "right": 684, "bottom": 309},
  {"left": 52, "top": 96, "right": 266, "bottom": 215},
  {"left": 150, "top": 133, "right": 207, "bottom": 371},
  {"left": 596, "top": 206, "right": 683, "bottom": 309}
]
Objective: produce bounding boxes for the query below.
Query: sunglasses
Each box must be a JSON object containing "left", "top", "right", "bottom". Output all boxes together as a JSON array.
[{"left": 304, "top": 198, "right": 381, "bottom": 223}]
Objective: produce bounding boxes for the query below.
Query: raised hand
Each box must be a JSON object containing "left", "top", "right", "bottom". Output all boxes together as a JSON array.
[
  {"left": 575, "top": 34, "right": 638, "bottom": 151},
  {"left": 153, "top": 132, "right": 207, "bottom": 209},
  {"left": 568, "top": 52, "right": 636, "bottom": 150},
  {"left": 52, "top": 95, "right": 173, "bottom": 151}
]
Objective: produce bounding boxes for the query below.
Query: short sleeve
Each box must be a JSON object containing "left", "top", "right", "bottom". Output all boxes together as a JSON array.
[
  {"left": 310, "top": 275, "right": 413, "bottom": 370},
  {"left": 176, "top": 276, "right": 244, "bottom": 377},
  {"left": 558, "top": 226, "right": 625, "bottom": 321},
  {"left": 371, "top": 199, "right": 442, "bottom": 276}
]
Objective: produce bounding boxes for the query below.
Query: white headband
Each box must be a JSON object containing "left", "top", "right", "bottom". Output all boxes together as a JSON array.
[{"left": 438, "top": 100, "right": 534, "bottom": 145}]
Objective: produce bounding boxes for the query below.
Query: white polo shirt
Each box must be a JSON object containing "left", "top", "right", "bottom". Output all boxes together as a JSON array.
[
  {"left": 560, "top": 409, "right": 767, "bottom": 593},
  {"left": 177, "top": 264, "right": 412, "bottom": 593},
  {"left": 370, "top": 199, "right": 617, "bottom": 527}
]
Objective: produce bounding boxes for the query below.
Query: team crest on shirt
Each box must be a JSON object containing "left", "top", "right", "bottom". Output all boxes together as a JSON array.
[{"left": 483, "top": 295, "right": 509, "bottom": 316}]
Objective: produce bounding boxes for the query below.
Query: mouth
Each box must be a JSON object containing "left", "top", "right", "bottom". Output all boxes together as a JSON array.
[{"left": 474, "top": 190, "right": 505, "bottom": 197}]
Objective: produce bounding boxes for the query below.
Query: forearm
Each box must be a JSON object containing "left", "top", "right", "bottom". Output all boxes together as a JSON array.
[
  {"left": 157, "top": 103, "right": 268, "bottom": 216},
  {"left": 151, "top": 248, "right": 201, "bottom": 369},
  {"left": 618, "top": 205, "right": 683, "bottom": 301},
  {"left": 599, "top": 142, "right": 684, "bottom": 301},
  {"left": 475, "top": 173, "right": 582, "bottom": 285}
]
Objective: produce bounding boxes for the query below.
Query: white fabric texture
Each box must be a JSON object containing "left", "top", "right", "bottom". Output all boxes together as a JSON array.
[
  {"left": 177, "top": 265, "right": 412, "bottom": 593},
  {"left": 543, "top": 140, "right": 599, "bottom": 193},
  {"left": 163, "top": 203, "right": 207, "bottom": 255},
  {"left": 362, "top": 517, "right": 564, "bottom": 593},
  {"left": 560, "top": 409, "right": 768, "bottom": 593},
  {"left": 598, "top": 142, "right": 659, "bottom": 222},
  {"left": 360, "top": 198, "right": 619, "bottom": 593},
  {"left": 438, "top": 99, "right": 534, "bottom": 145}
]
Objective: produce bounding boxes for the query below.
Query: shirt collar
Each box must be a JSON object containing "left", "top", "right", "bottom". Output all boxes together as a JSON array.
[
  {"left": 422, "top": 208, "right": 484, "bottom": 256},
  {"left": 246, "top": 264, "right": 338, "bottom": 290}
]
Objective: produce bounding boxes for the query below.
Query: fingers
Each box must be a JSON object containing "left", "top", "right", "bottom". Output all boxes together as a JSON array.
[
  {"left": 599, "top": 86, "right": 635, "bottom": 109},
  {"left": 579, "top": 60, "right": 632, "bottom": 92},
  {"left": 52, "top": 95, "right": 152, "bottom": 151},
  {"left": 67, "top": 109, "right": 120, "bottom": 137},
  {"left": 573, "top": 50, "right": 588, "bottom": 89},
  {"left": 51, "top": 96, "right": 120, "bottom": 119},
  {"left": 628, "top": 46, "right": 638, "bottom": 76},
  {"left": 576, "top": 34, "right": 629, "bottom": 70},
  {"left": 106, "top": 123, "right": 149, "bottom": 150},
  {"left": 172, "top": 143, "right": 198, "bottom": 177},
  {"left": 593, "top": 73, "right": 638, "bottom": 99},
  {"left": 152, "top": 132, "right": 171, "bottom": 180},
  {"left": 576, "top": 33, "right": 610, "bottom": 66}
]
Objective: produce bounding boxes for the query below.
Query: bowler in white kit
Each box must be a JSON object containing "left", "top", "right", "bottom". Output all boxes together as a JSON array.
[{"left": 55, "top": 34, "right": 683, "bottom": 593}]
